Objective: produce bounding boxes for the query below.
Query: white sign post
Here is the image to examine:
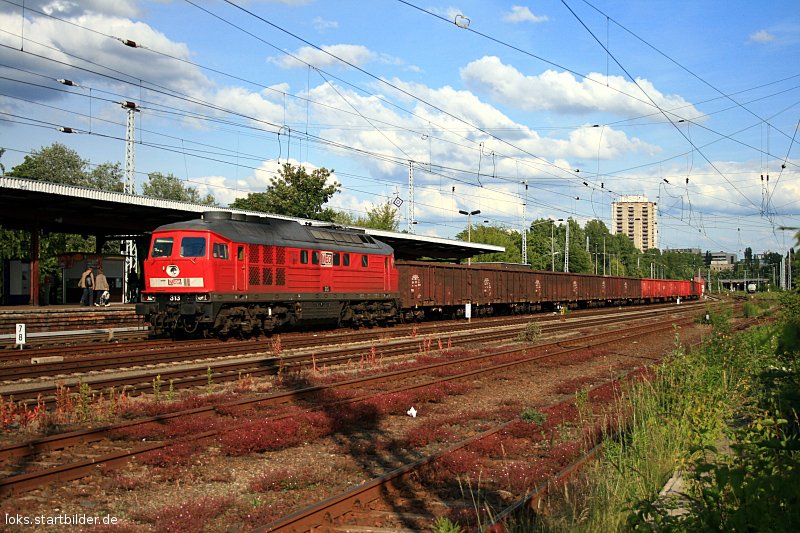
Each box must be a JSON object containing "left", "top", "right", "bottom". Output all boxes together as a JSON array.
[
  {"left": 16, "top": 323, "right": 26, "bottom": 349},
  {"left": 465, "top": 303, "right": 472, "bottom": 322}
]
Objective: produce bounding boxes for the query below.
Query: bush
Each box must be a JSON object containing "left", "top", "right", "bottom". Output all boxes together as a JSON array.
[
  {"left": 520, "top": 408, "right": 546, "bottom": 426},
  {"left": 743, "top": 302, "right": 760, "bottom": 317},
  {"left": 517, "top": 321, "right": 542, "bottom": 343}
]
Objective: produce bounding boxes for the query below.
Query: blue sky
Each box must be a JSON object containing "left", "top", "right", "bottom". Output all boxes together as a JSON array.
[{"left": 1, "top": 0, "right": 799, "bottom": 257}]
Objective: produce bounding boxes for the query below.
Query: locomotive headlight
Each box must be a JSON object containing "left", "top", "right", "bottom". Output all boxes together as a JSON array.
[
  {"left": 141, "top": 294, "right": 155, "bottom": 302},
  {"left": 196, "top": 293, "right": 210, "bottom": 302}
]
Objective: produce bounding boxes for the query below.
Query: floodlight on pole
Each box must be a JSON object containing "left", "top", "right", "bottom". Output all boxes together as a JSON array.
[
  {"left": 121, "top": 100, "right": 140, "bottom": 303},
  {"left": 459, "top": 209, "right": 480, "bottom": 266}
]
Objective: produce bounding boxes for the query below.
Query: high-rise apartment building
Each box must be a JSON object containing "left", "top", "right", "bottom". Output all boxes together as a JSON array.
[{"left": 611, "top": 196, "right": 657, "bottom": 251}]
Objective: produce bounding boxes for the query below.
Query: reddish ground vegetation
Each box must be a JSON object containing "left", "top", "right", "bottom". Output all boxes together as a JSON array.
[
  {"left": 405, "top": 422, "right": 458, "bottom": 447},
  {"left": 132, "top": 495, "right": 234, "bottom": 533},
  {"left": 139, "top": 440, "right": 205, "bottom": 468}
]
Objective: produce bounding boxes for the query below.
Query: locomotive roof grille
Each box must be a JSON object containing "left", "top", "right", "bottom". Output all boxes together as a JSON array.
[{"left": 151, "top": 215, "right": 393, "bottom": 255}]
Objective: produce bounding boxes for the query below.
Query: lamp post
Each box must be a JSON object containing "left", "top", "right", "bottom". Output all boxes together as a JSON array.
[
  {"left": 528, "top": 219, "right": 563, "bottom": 270},
  {"left": 546, "top": 219, "right": 564, "bottom": 271},
  {"left": 459, "top": 209, "right": 480, "bottom": 265}
]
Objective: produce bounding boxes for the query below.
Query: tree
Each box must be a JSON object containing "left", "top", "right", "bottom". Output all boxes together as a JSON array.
[
  {"left": 142, "top": 172, "right": 216, "bottom": 205},
  {"left": 528, "top": 219, "right": 559, "bottom": 270},
  {"left": 360, "top": 202, "right": 400, "bottom": 231},
  {"left": 564, "top": 218, "right": 592, "bottom": 274},
  {"left": 458, "top": 225, "right": 522, "bottom": 264},
  {"left": 0, "top": 147, "right": 6, "bottom": 176},
  {"left": 7, "top": 143, "right": 124, "bottom": 192},
  {"left": 231, "top": 163, "right": 340, "bottom": 221},
  {"left": 333, "top": 203, "right": 400, "bottom": 231},
  {"left": 8, "top": 143, "right": 88, "bottom": 186},
  {"left": 4, "top": 144, "right": 123, "bottom": 296},
  {"left": 88, "top": 162, "right": 125, "bottom": 192}
]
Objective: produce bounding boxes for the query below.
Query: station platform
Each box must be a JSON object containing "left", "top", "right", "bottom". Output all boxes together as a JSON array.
[{"left": 0, "top": 304, "right": 145, "bottom": 347}]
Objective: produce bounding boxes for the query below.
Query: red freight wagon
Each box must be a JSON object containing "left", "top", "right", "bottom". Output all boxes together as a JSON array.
[
  {"left": 641, "top": 278, "right": 694, "bottom": 301},
  {"left": 397, "top": 261, "right": 654, "bottom": 321}
]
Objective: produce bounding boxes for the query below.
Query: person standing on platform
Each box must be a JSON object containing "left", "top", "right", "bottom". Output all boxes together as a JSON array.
[
  {"left": 94, "top": 268, "right": 110, "bottom": 306},
  {"left": 79, "top": 267, "right": 95, "bottom": 306},
  {"left": 127, "top": 270, "right": 139, "bottom": 303}
]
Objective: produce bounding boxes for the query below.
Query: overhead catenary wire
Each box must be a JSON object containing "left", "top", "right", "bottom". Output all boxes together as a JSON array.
[{"left": 3, "top": 0, "right": 798, "bottom": 251}]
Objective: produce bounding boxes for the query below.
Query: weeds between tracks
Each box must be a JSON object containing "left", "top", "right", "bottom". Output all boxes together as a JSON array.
[{"left": 495, "top": 294, "right": 800, "bottom": 531}]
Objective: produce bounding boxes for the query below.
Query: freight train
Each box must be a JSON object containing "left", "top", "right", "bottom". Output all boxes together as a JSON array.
[{"left": 135, "top": 212, "right": 704, "bottom": 337}]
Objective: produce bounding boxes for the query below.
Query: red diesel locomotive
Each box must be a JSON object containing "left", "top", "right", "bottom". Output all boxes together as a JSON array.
[
  {"left": 136, "top": 211, "right": 400, "bottom": 336},
  {"left": 135, "top": 212, "right": 704, "bottom": 336}
]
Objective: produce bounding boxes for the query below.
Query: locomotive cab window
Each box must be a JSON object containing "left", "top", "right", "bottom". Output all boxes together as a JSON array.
[
  {"left": 300, "top": 250, "right": 309, "bottom": 264},
  {"left": 152, "top": 237, "right": 174, "bottom": 258},
  {"left": 237, "top": 246, "right": 244, "bottom": 261},
  {"left": 362, "top": 255, "right": 369, "bottom": 267},
  {"left": 212, "top": 243, "right": 229, "bottom": 260},
  {"left": 343, "top": 253, "right": 350, "bottom": 267},
  {"left": 180, "top": 237, "right": 206, "bottom": 258},
  {"left": 312, "top": 251, "right": 320, "bottom": 265},
  {"left": 333, "top": 252, "right": 340, "bottom": 266}
]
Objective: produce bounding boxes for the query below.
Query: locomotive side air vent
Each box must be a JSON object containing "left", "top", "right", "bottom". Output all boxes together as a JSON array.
[{"left": 203, "top": 211, "right": 232, "bottom": 221}]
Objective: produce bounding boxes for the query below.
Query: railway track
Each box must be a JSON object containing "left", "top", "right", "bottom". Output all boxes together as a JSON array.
[
  {"left": 0, "top": 308, "right": 145, "bottom": 350},
  {"left": 0, "top": 304, "right": 707, "bottom": 403},
  {"left": 0, "top": 299, "right": 706, "bottom": 353},
  {"left": 258, "top": 318, "right": 760, "bottom": 532},
  {"left": 0, "top": 311, "right": 700, "bottom": 498}
]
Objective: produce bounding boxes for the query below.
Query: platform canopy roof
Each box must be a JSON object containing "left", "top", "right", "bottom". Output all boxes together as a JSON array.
[{"left": 0, "top": 176, "right": 503, "bottom": 261}]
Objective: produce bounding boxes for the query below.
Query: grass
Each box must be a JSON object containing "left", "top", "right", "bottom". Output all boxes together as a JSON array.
[{"left": 501, "top": 295, "right": 800, "bottom": 531}]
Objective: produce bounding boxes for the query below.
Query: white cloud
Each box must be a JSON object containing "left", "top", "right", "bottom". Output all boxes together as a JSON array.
[
  {"left": 430, "top": 6, "right": 469, "bottom": 25},
  {"left": 268, "top": 44, "right": 377, "bottom": 69},
  {"left": 0, "top": 11, "right": 212, "bottom": 103},
  {"left": 749, "top": 29, "right": 776, "bottom": 43},
  {"left": 224, "top": 158, "right": 341, "bottom": 207},
  {"left": 460, "top": 56, "right": 703, "bottom": 121},
  {"left": 0, "top": 0, "right": 141, "bottom": 18},
  {"left": 503, "top": 6, "right": 548, "bottom": 24},
  {"left": 312, "top": 16, "right": 338, "bottom": 31}
]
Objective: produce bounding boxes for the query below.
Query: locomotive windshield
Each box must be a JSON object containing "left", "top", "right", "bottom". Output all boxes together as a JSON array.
[
  {"left": 151, "top": 237, "right": 174, "bottom": 258},
  {"left": 181, "top": 237, "right": 207, "bottom": 258}
]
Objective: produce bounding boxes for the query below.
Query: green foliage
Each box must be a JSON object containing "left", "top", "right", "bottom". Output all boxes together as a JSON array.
[
  {"left": 627, "top": 324, "right": 800, "bottom": 531},
  {"left": 361, "top": 202, "right": 400, "bottom": 231},
  {"left": 152, "top": 374, "right": 162, "bottom": 402},
  {"left": 1, "top": 144, "right": 123, "bottom": 288},
  {"left": 520, "top": 408, "right": 546, "bottom": 425},
  {"left": 459, "top": 225, "right": 522, "bottom": 264},
  {"left": 431, "top": 516, "right": 464, "bottom": 533},
  {"left": 333, "top": 202, "right": 399, "bottom": 231},
  {"left": 230, "top": 163, "right": 340, "bottom": 221},
  {"left": 86, "top": 161, "right": 125, "bottom": 192},
  {"left": 517, "top": 321, "right": 542, "bottom": 343},
  {"left": 142, "top": 172, "right": 216, "bottom": 205},
  {"left": 531, "top": 309, "right": 794, "bottom": 531},
  {"left": 776, "top": 290, "right": 800, "bottom": 356},
  {"left": 743, "top": 301, "right": 760, "bottom": 318},
  {"left": 8, "top": 143, "right": 123, "bottom": 191}
]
